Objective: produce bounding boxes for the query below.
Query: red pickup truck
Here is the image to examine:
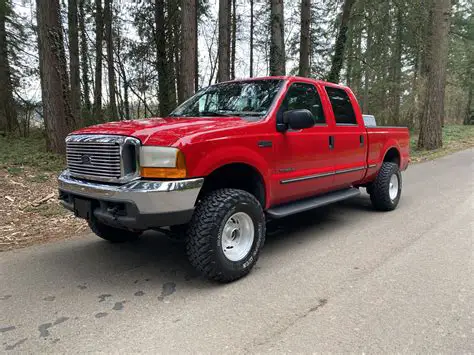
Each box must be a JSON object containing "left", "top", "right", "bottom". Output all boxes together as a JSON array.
[{"left": 58, "top": 76, "right": 409, "bottom": 282}]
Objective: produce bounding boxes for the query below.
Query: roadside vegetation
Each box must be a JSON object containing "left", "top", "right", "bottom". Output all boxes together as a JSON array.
[
  {"left": 0, "top": 131, "right": 85, "bottom": 252},
  {"left": 410, "top": 125, "right": 474, "bottom": 162},
  {"left": 1, "top": 125, "right": 473, "bottom": 252}
]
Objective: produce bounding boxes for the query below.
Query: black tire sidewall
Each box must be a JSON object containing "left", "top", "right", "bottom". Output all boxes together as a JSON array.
[{"left": 371, "top": 162, "right": 402, "bottom": 210}]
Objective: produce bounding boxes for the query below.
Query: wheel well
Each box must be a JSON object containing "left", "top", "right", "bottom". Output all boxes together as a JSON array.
[
  {"left": 383, "top": 147, "right": 400, "bottom": 167},
  {"left": 197, "top": 163, "right": 266, "bottom": 207}
]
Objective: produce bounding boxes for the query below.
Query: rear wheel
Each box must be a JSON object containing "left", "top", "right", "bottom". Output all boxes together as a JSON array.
[
  {"left": 186, "top": 189, "right": 266, "bottom": 283},
  {"left": 369, "top": 162, "right": 402, "bottom": 211},
  {"left": 88, "top": 219, "right": 141, "bottom": 243}
]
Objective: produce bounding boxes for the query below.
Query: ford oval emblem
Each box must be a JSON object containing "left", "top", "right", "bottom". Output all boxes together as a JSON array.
[{"left": 81, "top": 154, "right": 92, "bottom": 165}]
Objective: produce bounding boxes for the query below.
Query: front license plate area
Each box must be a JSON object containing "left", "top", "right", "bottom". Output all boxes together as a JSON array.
[{"left": 74, "top": 198, "right": 92, "bottom": 219}]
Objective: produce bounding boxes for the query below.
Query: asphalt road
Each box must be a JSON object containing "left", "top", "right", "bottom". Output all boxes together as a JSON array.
[{"left": 1, "top": 149, "right": 473, "bottom": 353}]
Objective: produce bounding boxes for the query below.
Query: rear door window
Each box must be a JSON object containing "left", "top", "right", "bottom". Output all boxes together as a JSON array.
[
  {"left": 279, "top": 83, "right": 326, "bottom": 124},
  {"left": 325, "top": 87, "right": 357, "bottom": 125}
]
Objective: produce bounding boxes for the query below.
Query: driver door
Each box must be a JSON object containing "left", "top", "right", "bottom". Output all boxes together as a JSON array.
[{"left": 271, "top": 82, "right": 335, "bottom": 206}]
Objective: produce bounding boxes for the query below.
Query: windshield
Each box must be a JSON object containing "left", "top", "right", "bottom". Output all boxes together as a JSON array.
[{"left": 169, "top": 79, "right": 283, "bottom": 119}]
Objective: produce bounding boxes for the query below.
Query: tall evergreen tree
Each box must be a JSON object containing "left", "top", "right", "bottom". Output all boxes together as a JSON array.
[
  {"left": 68, "top": 0, "right": 81, "bottom": 123},
  {"left": 0, "top": 1, "right": 17, "bottom": 133},
  {"left": 269, "top": 0, "right": 285, "bottom": 75},
  {"left": 36, "top": 0, "right": 75, "bottom": 153},
  {"left": 217, "top": 0, "right": 230, "bottom": 82},
  {"left": 418, "top": 0, "right": 452, "bottom": 149},
  {"left": 180, "top": 0, "right": 197, "bottom": 99}
]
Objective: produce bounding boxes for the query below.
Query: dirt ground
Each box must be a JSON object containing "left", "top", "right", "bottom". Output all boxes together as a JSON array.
[{"left": 0, "top": 168, "right": 87, "bottom": 252}]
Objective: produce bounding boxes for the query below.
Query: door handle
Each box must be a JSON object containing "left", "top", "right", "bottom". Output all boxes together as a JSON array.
[
  {"left": 360, "top": 135, "right": 364, "bottom": 147},
  {"left": 329, "top": 136, "right": 334, "bottom": 150}
]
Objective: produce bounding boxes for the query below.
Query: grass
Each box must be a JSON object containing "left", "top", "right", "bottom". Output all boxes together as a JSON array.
[
  {"left": 410, "top": 125, "right": 474, "bottom": 163},
  {"left": 0, "top": 131, "right": 66, "bottom": 173}
]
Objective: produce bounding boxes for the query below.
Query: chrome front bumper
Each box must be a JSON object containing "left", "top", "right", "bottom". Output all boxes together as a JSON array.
[{"left": 58, "top": 170, "right": 204, "bottom": 229}]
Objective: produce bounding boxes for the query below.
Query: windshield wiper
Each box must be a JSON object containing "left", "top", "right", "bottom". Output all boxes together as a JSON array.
[
  {"left": 227, "top": 111, "right": 265, "bottom": 117},
  {"left": 199, "top": 111, "right": 233, "bottom": 117}
]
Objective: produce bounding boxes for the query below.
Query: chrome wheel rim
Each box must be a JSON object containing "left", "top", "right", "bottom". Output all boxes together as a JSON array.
[
  {"left": 389, "top": 174, "right": 399, "bottom": 200},
  {"left": 221, "top": 212, "right": 255, "bottom": 262}
]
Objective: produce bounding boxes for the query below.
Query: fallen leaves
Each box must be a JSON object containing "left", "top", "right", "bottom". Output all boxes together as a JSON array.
[{"left": 0, "top": 167, "right": 86, "bottom": 252}]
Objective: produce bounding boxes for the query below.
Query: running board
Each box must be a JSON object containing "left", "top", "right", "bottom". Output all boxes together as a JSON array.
[{"left": 266, "top": 188, "right": 361, "bottom": 219}]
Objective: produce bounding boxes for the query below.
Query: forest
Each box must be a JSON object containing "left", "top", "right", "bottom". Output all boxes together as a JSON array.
[{"left": 0, "top": 0, "right": 472, "bottom": 154}]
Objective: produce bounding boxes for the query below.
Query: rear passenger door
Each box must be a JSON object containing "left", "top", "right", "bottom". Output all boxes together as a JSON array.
[
  {"left": 324, "top": 86, "right": 367, "bottom": 189},
  {"left": 272, "top": 82, "right": 334, "bottom": 205}
]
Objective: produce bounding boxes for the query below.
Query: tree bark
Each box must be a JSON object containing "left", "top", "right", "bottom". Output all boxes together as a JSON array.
[
  {"left": 180, "top": 0, "right": 196, "bottom": 100},
  {"left": 104, "top": 0, "right": 117, "bottom": 120},
  {"left": 230, "top": 0, "right": 236, "bottom": 80},
  {"left": 270, "top": 0, "right": 285, "bottom": 76},
  {"left": 418, "top": 0, "right": 452, "bottom": 150},
  {"left": 298, "top": 0, "right": 311, "bottom": 77},
  {"left": 389, "top": 3, "right": 403, "bottom": 125},
  {"left": 167, "top": 0, "right": 178, "bottom": 107},
  {"left": 93, "top": 0, "right": 103, "bottom": 121},
  {"left": 115, "top": 33, "right": 130, "bottom": 120},
  {"left": 362, "top": 14, "right": 372, "bottom": 114},
  {"left": 217, "top": 0, "right": 230, "bottom": 82},
  {"left": 68, "top": 0, "right": 81, "bottom": 123},
  {"left": 249, "top": 0, "right": 254, "bottom": 77},
  {"left": 78, "top": 0, "right": 91, "bottom": 112},
  {"left": 194, "top": 5, "right": 199, "bottom": 91},
  {"left": 327, "top": 0, "right": 356, "bottom": 83},
  {"left": 0, "top": 1, "right": 17, "bottom": 133},
  {"left": 155, "top": 0, "right": 174, "bottom": 116},
  {"left": 36, "top": 0, "right": 75, "bottom": 154}
]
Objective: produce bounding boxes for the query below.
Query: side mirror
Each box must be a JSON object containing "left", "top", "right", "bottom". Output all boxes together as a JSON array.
[{"left": 283, "top": 109, "right": 315, "bottom": 130}]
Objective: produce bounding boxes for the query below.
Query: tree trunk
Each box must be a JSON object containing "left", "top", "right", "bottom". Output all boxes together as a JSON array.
[
  {"left": 327, "top": 0, "right": 356, "bottom": 83},
  {"left": 269, "top": 0, "right": 285, "bottom": 76},
  {"left": 249, "top": 0, "right": 254, "bottom": 77},
  {"left": 418, "top": 0, "right": 452, "bottom": 150},
  {"left": 217, "top": 0, "right": 230, "bottom": 82},
  {"left": 345, "top": 27, "right": 353, "bottom": 86},
  {"left": 298, "top": 0, "right": 311, "bottom": 77},
  {"left": 167, "top": 0, "right": 178, "bottom": 107},
  {"left": 352, "top": 22, "right": 362, "bottom": 97},
  {"left": 194, "top": 5, "right": 199, "bottom": 91},
  {"left": 116, "top": 33, "right": 130, "bottom": 120},
  {"left": 104, "top": 0, "right": 117, "bottom": 120},
  {"left": 362, "top": 15, "right": 372, "bottom": 114},
  {"left": 93, "top": 0, "right": 103, "bottom": 121},
  {"left": 230, "top": 0, "right": 236, "bottom": 80},
  {"left": 465, "top": 59, "right": 473, "bottom": 125},
  {"left": 36, "top": 0, "right": 75, "bottom": 154},
  {"left": 389, "top": 3, "right": 403, "bottom": 125},
  {"left": 155, "top": 0, "right": 173, "bottom": 116},
  {"left": 68, "top": 0, "right": 81, "bottom": 123},
  {"left": 78, "top": 0, "right": 91, "bottom": 112},
  {"left": 180, "top": 0, "right": 196, "bottom": 100},
  {"left": 0, "top": 2, "right": 17, "bottom": 133}
]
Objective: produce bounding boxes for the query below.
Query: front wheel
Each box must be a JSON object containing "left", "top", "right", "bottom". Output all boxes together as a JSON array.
[
  {"left": 369, "top": 162, "right": 402, "bottom": 211},
  {"left": 186, "top": 189, "right": 266, "bottom": 283}
]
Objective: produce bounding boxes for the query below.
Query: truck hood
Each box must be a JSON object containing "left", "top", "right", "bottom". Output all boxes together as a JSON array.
[{"left": 71, "top": 116, "right": 250, "bottom": 146}]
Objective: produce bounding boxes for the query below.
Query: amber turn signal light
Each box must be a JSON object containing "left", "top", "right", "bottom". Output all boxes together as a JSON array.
[{"left": 140, "top": 150, "right": 187, "bottom": 179}]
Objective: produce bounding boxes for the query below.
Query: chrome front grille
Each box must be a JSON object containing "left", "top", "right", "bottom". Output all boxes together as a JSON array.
[{"left": 66, "top": 135, "right": 140, "bottom": 183}]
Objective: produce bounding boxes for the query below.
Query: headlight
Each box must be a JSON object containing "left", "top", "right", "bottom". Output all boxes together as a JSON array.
[{"left": 139, "top": 147, "right": 187, "bottom": 179}]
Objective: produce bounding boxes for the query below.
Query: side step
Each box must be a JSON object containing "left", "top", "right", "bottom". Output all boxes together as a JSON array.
[{"left": 266, "top": 188, "right": 361, "bottom": 219}]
